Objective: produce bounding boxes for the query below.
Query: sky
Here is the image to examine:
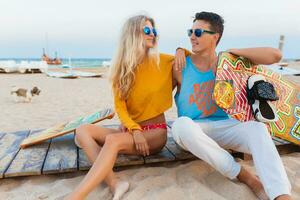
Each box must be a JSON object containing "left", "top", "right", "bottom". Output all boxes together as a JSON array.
[{"left": 0, "top": 0, "right": 299, "bottom": 59}]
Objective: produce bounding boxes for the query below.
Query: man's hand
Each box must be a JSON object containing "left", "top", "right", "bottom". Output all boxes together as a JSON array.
[{"left": 132, "top": 130, "right": 150, "bottom": 156}]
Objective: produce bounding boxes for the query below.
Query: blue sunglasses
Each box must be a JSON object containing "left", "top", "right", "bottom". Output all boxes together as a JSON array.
[
  {"left": 143, "top": 26, "right": 157, "bottom": 37},
  {"left": 187, "top": 28, "right": 215, "bottom": 37}
]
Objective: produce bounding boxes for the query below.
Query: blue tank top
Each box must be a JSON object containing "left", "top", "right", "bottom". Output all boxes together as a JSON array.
[{"left": 175, "top": 56, "right": 229, "bottom": 121}]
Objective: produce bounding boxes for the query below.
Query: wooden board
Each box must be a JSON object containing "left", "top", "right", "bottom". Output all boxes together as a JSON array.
[
  {"left": 4, "top": 130, "right": 51, "bottom": 178},
  {"left": 0, "top": 130, "right": 29, "bottom": 178},
  {"left": 42, "top": 133, "right": 77, "bottom": 174},
  {"left": 79, "top": 151, "right": 144, "bottom": 170},
  {"left": 144, "top": 147, "right": 175, "bottom": 164},
  {"left": 165, "top": 137, "right": 196, "bottom": 160},
  {"left": 78, "top": 148, "right": 92, "bottom": 171},
  {"left": 20, "top": 108, "right": 114, "bottom": 148},
  {"left": 115, "top": 154, "right": 144, "bottom": 167},
  {"left": 1, "top": 122, "right": 300, "bottom": 178}
]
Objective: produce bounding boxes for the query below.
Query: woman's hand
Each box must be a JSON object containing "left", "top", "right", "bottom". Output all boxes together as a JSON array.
[
  {"left": 174, "top": 48, "right": 186, "bottom": 71},
  {"left": 132, "top": 130, "right": 150, "bottom": 156}
]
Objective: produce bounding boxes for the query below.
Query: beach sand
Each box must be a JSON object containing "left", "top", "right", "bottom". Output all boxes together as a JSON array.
[{"left": 0, "top": 67, "right": 300, "bottom": 200}]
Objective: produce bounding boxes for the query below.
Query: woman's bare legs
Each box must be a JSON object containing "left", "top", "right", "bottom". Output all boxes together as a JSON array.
[
  {"left": 75, "top": 125, "right": 120, "bottom": 192},
  {"left": 65, "top": 124, "right": 167, "bottom": 200}
]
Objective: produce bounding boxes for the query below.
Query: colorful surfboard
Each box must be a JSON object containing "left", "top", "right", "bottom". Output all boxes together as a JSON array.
[
  {"left": 213, "top": 52, "right": 300, "bottom": 145},
  {"left": 20, "top": 108, "right": 114, "bottom": 148}
]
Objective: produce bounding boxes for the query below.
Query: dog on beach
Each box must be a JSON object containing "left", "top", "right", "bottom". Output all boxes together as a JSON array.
[{"left": 10, "top": 86, "right": 41, "bottom": 103}]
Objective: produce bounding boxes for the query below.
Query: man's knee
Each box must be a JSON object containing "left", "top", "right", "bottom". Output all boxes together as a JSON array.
[
  {"left": 246, "top": 121, "right": 271, "bottom": 142},
  {"left": 172, "top": 116, "right": 200, "bottom": 143}
]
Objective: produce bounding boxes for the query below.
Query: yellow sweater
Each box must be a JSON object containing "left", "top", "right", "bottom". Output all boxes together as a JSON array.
[{"left": 113, "top": 53, "right": 174, "bottom": 132}]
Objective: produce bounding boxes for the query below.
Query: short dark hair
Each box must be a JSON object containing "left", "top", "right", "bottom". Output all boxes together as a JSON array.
[{"left": 193, "top": 12, "right": 224, "bottom": 45}]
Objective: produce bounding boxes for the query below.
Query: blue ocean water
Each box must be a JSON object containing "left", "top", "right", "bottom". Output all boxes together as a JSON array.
[{"left": 0, "top": 58, "right": 111, "bottom": 68}]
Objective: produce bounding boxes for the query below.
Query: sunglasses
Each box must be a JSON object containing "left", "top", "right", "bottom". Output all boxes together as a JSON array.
[
  {"left": 143, "top": 26, "right": 157, "bottom": 37},
  {"left": 187, "top": 29, "right": 215, "bottom": 37}
]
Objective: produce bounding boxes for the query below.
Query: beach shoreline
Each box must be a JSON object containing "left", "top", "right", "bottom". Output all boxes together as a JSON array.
[{"left": 0, "top": 65, "right": 300, "bottom": 199}]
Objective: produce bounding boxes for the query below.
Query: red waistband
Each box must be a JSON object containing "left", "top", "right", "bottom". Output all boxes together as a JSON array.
[
  {"left": 140, "top": 123, "right": 167, "bottom": 131},
  {"left": 124, "top": 123, "right": 167, "bottom": 132}
]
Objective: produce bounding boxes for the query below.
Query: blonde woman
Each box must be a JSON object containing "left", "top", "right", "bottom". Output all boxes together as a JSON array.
[{"left": 65, "top": 15, "right": 177, "bottom": 200}]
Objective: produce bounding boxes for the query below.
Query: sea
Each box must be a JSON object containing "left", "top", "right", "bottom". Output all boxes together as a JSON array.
[{"left": 0, "top": 58, "right": 111, "bottom": 68}]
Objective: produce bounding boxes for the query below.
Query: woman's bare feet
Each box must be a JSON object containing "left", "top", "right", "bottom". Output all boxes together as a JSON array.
[
  {"left": 237, "top": 166, "right": 269, "bottom": 200},
  {"left": 64, "top": 179, "right": 130, "bottom": 200},
  {"left": 64, "top": 193, "right": 84, "bottom": 200},
  {"left": 110, "top": 180, "right": 130, "bottom": 200}
]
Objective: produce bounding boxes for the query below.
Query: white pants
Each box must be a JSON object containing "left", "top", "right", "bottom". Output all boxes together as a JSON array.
[{"left": 171, "top": 117, "right": 291, "bottom": 200}]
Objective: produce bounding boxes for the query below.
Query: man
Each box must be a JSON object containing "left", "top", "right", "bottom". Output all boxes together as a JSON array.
[{"left": 172, "top": 11, "right": 291, "bottom": 200}]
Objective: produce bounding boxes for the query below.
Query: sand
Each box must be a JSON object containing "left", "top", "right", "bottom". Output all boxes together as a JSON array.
[{"left": 0, "top": 67, "right": 299, "bottom": 200}]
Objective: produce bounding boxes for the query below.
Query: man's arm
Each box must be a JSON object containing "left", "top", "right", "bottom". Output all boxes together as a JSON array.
[{"left": 227, "top": 47, "right": 282, "bottom": 65}]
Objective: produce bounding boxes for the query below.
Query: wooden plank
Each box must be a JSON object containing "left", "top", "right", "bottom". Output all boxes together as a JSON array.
[
  {"left": 42, "top": 133, "right": 77, "bottom": 174},
  {"left": 165, "top": 137, "right": 196, "bottom": 161},
  {"left": 79, "top": 151, "right": 144, "bottom": 170},
  {"left": 0, "top": 130, "right": 30, "bottom": 178},
  {"left": 4, "top": 130, "right": 51, "bottom": 178},
  {"left": 115, "top": 154, "right": 144, "bottom": 167},
  {"left": 276, "top": 143, "right": 300, "bottom": 155},
  {"left": 78, "top": 148, "right": 91, "bottom": 171},
  {"left": 144, "top": 147, "right": 175, "bottom": 164}
]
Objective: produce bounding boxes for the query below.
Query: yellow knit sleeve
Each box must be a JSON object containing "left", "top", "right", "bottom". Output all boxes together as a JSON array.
[{"left": 113, "top": 89, "right": 142, "bottom": 132}]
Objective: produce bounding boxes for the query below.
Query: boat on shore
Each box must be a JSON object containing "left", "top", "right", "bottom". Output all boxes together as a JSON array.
[
  {"left": 42, "top": 49, "right": 62, "bottom": 65},
  {"left": 0, "top": 60, "right": 48, "bottom": 73}
]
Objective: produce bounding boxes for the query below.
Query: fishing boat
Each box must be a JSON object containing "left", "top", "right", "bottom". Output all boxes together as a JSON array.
[{"left": 42, "top": 48, "right": 62, "bottom": 65}]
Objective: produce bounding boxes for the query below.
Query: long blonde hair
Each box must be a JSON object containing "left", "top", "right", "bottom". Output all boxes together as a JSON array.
[{"left": 110, "top": 15, "right": 159, "bottom": 100}]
